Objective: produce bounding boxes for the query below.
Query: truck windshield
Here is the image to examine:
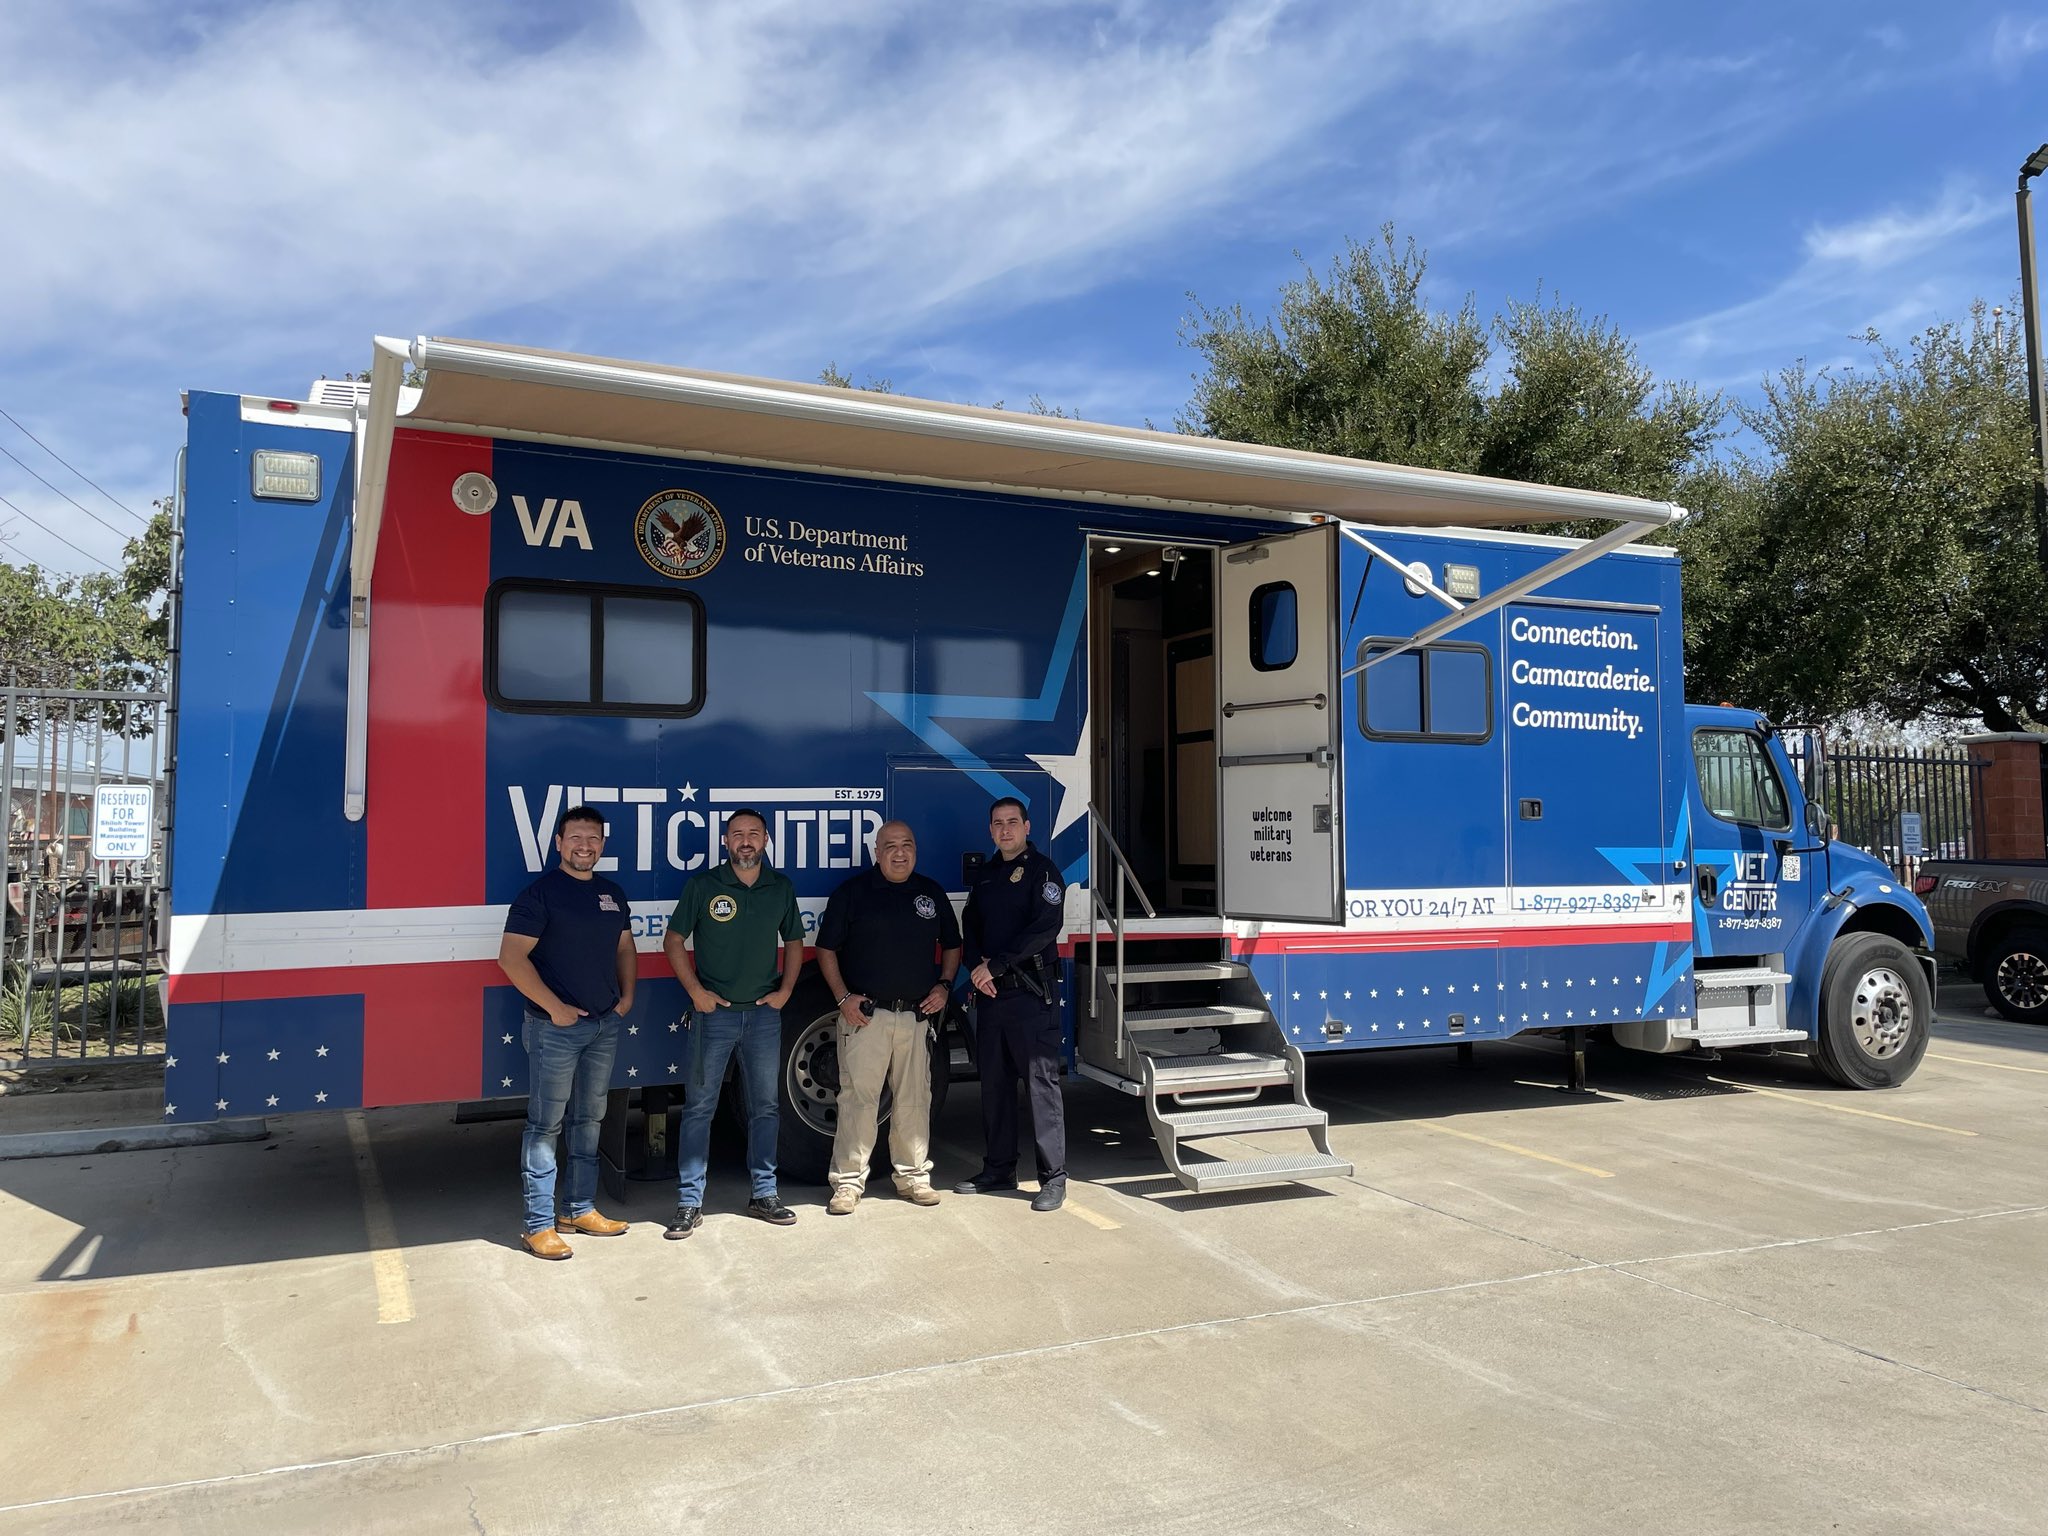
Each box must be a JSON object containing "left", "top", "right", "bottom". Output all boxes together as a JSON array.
[{"left": 1693, "top": 728, "right": 1791, "bottom": 831}]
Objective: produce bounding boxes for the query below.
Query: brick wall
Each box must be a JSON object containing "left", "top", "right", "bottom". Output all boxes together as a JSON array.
[{"left": 1964, "top": 734, "right": 2047, "bottom": 860}]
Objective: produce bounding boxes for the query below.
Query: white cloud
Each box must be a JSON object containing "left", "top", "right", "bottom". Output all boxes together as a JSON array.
[{"left": 1802, "top": 186, "right": 1999, "bottom": 268}]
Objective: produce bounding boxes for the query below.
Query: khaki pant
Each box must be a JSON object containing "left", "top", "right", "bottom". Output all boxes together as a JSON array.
[{"left": 828, "top": 1006, "right": 933, "bottom": 1193}]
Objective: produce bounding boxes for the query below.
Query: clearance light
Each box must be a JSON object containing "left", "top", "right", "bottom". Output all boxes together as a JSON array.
[
  {"left": 1101, "top": 545, "right": 1122, "bottom": 554},
  {"left": 1145, "top": 568, "right": 1162, "bottom": 576},
  {"left": 1443, "top": 563, "right": 1481, "bottom": 600},
  {"left": 251, "top": 449, "right": 322, "bottom": 502}
]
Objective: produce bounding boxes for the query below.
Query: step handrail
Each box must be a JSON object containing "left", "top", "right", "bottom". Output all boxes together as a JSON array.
[{"left": 1085, "top": 803, "right": 1158, "bottom": 1063}]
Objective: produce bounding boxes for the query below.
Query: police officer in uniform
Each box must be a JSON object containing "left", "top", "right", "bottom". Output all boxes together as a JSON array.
[{"left": 954, "top": 796, "right": 1069, "bottom": 1212}]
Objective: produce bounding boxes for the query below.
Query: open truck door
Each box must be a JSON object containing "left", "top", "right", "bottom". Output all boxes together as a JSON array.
[{"left": 1216, "top": 524, "right": 1343, "bottom": 922}]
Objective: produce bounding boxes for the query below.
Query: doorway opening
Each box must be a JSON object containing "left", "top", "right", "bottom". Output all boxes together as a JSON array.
[{"left": 1088, "top": 537, "right": 1218, "bottom": 916}]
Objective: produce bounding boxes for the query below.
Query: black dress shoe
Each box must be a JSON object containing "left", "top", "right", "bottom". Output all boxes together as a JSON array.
[
  {"left": 747, "top": 1197, "right": 798, "bottom": 1226},
  {"left": 952, "top": 1173, "right": 1019, "bottom": 1194},
  {"left": 1030, "top": 1178, "right": 1067, "bottom": 1212},
  {"left": 664, "top": 1204, "right": 702, "bottom": 1240}
]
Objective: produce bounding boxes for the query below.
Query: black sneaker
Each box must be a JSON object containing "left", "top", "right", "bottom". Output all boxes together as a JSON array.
[
  {"left": 1030, "top": 1178, "right": 1067, "bottom": 1213},
  {"left": 747, "top": 1196, "right": 797, "bottom": 1226},
  {"left": 952, "top": 1172, "right": 1019, "bottom": 1195},
  {"left": 664, "top": 1204, "right": 702, "bottom": 1240}
]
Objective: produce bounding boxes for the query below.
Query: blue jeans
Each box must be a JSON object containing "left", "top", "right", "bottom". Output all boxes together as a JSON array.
[
  {"left": 520, "top": 1008, "right": 621, "bottom": 1233},
  {"left": 675, "top": 1004, "right": 781, "bottom": 1207}
]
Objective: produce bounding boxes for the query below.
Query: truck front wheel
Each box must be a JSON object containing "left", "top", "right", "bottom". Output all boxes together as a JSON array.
[
  {"left": 1812, "top": 932, "right": 1931, "bottom": 1089},
  {"left": 1982, "top": 926, "right": 2048, "bottom": 1025},
  {"left": 776, "top": 990, "right": 954, "bottom": 1186}
]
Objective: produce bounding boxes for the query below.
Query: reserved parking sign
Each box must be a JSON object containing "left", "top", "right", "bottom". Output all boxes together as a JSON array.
[{"left": 92, "top": 783, "right": 153, "bottom": 861}]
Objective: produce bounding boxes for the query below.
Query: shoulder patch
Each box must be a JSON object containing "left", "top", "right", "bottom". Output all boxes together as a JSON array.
[{"left": 1041, "top": 879, "right": 1061, "bottom": 905}]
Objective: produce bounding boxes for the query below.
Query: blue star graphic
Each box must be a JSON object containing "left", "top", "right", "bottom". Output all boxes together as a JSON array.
[
  {"left": 1595, "top": 798, "right": 1704, "bottom": 1012},
  {"left": 865, "top": 560, "right": 1089, "bottom": 877}
]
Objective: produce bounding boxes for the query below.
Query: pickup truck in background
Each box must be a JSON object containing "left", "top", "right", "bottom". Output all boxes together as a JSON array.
[{"left": 1916, "top": 859, "right": 2048, "bottom": 1022}]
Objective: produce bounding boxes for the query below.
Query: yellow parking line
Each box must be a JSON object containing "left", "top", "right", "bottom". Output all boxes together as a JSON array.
[
  {"left": 1321, "top": 1093, "right": 1614, "bottom": 1177},
  {"left": 1929, "top": 1051, "right": 2048, "bottom": 1077},
  {"left": 1060, "top": 1192, "right": 1122, "bottom": 1231},
  {"left": 1405, "top": 1118, "right": 1616, "bottom": 1178},
  {"left": 345, "top": 1111, "right": 415, "bottom": 1325},
  {"left": 1714, "top": 1082, "right": 1976, "bottom": 1137}
]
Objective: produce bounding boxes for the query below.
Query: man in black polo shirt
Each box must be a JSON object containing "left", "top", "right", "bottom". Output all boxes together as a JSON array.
[
  {"left": 498, "top": 805, "right": 637, "bottom": 1260},
  {"left": 816, "top": 820, "right": 961, "bottom": 1215}
]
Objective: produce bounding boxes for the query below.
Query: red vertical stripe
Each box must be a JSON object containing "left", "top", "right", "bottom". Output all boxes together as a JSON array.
[{"left": 363, "top": 428, "right": 493, "bottom": 1101}]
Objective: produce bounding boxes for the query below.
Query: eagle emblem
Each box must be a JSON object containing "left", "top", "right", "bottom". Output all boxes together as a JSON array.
[{"left": 636, "top": 490, "right": 726, "bottom": 579}]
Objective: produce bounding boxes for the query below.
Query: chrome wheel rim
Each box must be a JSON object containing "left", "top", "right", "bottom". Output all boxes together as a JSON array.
[
  {"left": 1849, "top": 966, "right": 1914, "bottom": 1058},
  {"left": 1994, "top": 949, "right": 2048, "bottom": 1012},
  {"left": 784, "top": 1011, "right": 891, "bottom": 1138}
]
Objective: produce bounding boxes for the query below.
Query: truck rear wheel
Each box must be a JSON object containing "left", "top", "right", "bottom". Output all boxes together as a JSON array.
[
  {"left": 1812, "top": 932, "right": 1930, "bottom": 1089},
  {"left": 1982, "top": 926, "right": 2048, "bottom": 1025},
  {"left": 776, "top": 989, "right": 952, "bottom": 1186}
]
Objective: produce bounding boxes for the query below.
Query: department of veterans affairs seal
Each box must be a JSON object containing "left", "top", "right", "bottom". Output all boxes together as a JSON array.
[{"left": 636, "top": 490, "right": 725, "bottom": 579}]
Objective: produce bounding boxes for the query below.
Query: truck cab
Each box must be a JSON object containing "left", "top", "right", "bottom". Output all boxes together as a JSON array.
[{"left": 1611, "top": 704, "right": 1935, "bottom": 1086}]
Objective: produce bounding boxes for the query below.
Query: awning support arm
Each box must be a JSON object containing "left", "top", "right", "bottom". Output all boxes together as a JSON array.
[
  {"left": 1337, "top": 525, "right": 1465, "bottom": 613},
  {"left": 1340, "top": 517, "right": 1666, "bottom": 680},
  {"left": 343, "top": 335, "right": 415, "bottom": 822}
]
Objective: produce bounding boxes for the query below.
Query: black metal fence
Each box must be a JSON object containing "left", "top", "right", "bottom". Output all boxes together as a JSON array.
[
  {"left": 2, "top": 687, "right": 169, "bottom": 1068},
  {"left": 1779, "top": 729, "right": 1987, "bottom": 884}
]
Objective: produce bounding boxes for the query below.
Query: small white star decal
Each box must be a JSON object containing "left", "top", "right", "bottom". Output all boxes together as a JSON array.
[
  {"left": 215, "top": 1099, "right": 228, "bottom": 1111},
  {"left": 1542, "top": 1011, "right": 1551, "bottom": 1021},
  {"left": 1565, "top": 1009, "right": 1574, "bottom": 1019},
  {"left": 1497, "top": 982, "right": 1506, "bottom": 992},
  {"left": 1264, "top": 991, "right": 1273, "bottom": 1001},
  {"left": 216, "top": 1052, "right": 229, "bottom": 1064},
  {"left": 1396, "top": 1021, "right": 1406, "bottom": 1030},
  {"left": 669, "top": 1022, "right": 680, "bottom": 1033},
  {"left": 165, "top": 1055, "right": 177, "bottom": 1068},
  {"left": 1421, "top": 986, "right": 1431, "bottom": 996},
  {"left": 266, "top": 1095, "right": 279, "bottom": 1107},
  {"left": 1564, "top": 979, "right": 1573, "bottom": 988},
  {"left": 266, "top": 1049, "right": 280, "bottom": 1062},
  {"left": 1291, "top": 1025, "right": 1301, "bottom": 1035},
  {"left": 1421, "top": 1018, "right": 1431, "bottom": 1028},
  {"left": 1611, "top": 977, "right": 1620, "bottom": 986},
  {"left": 1519, "top": 981, "right": 1528, "bottom": 991},
  {"left": 1291, "top": 991, "right": 1300, "bottom": 1000},
  {"left": 1370, "top": 1023, "right": 1380, "bottom": 1033},
  {"left": 316, "top": 1046, "right": 329, "bottom": 1057},
  {"left": 628, "top": 1024, "right": 639, "bottom": 1036},
  {"left": 163, "top": 1104, "right": 176, "bottom": 1117},
  {"left": 1656, "top": 1005, "right": 1666, "bottom": 1015},
  {"left": 1520, "top": 1013, "right": 1529, "bottom": 1022},
  {"left": 627, "top": 1067, "right": 638, "bottom": 1078},
  {"left": 1634, "top": 976, "right": 1643, "bottom": 985},
  {"left": 502, "top": 1077, "right": 514, "bottom": 1088},
  {"left": 1587, "top": 977, "right": 1598, "bottom": 987},
  {"left": 314, "top": 1091, "right": 328, "bottom": 1104},
  {"left": 1318, "top": 990, "right": 1327, "bottom": 1000},
  {"left": 679, "top": 782, "right": 698, "bottom": 801},
  {"left": 1612, "top": 1007, "right": 1622, "bottom": 1018},
  {"left": 1369, "top": 988, "right": 1379, "bottom": 999},
  {"left": 1395, "top": 987, "right": 1405, "bottom": 997},
  {"left": 1343, "top": 990, "right": 1352, "bottom": 1000},
  {"left": 1540, "top": 980, "right": 1550, "bottom": 990},
  {"left": 668, "top": 1063, "right": 678, "bottom": 1074},
  {"left": 503, "top": 1033, "right": 514, "bottom": 1045}
]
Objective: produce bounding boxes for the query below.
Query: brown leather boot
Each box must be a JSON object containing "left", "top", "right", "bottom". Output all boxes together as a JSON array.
[
  {"left": 898, "top": 1184, "right": 942, "bottom": 1207},
  {"left": 522, "top": 1228, "right": 573, "bottom": 1260},
  {"left": 555, "top": 1210, "right": 629, "bottom": 1236}
]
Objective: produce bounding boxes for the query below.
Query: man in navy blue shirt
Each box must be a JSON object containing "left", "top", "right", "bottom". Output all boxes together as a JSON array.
[{"left": 498, "top": 805, "right": 637, "bottom": 1260}]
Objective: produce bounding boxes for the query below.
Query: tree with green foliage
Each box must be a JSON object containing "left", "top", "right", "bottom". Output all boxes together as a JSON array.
[
  {"left": 0, "top": 499, "right": 171, "bottom": 715},
  {"left": 1178, "top": 227, "right": 1721, "bottom": 537},
  {"left": 1681, "top": 304, "right": 2042, "bottom": 731}
]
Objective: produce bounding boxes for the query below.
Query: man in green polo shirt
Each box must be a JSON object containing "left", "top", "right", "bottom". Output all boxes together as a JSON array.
[{"left": 661, "top": 807, "right": 806, "bottom": 1237}]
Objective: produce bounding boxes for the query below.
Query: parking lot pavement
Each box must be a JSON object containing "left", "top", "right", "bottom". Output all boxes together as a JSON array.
[{"left": 0, "top": 1000, "right": 2041, "bottom": 1535}]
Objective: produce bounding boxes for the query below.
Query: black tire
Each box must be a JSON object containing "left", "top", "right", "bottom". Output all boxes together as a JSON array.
[
  {"left": 1982, "top": 925, "right": 2048, "bottom": 1025},
  {"left": 774, "top": 985, "right": 955, "bottom": 1186},
  {"left": 1812, "top": 931, "right": 1931, "bottom": 1089}
]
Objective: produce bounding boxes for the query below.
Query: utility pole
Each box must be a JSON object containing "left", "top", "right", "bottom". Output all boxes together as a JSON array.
[{"left": 2018, "top": 144, "right": 2048, "bottom": 567}]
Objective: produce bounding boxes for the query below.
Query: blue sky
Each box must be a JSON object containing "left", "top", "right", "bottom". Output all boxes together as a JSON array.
[{"left": 1, "top": 0, "right": 2043, "bottom": 575}]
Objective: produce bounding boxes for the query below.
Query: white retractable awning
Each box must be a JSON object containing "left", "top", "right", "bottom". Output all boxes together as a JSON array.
[{"left": 342, "top": 335, "right": 1683, "bottom": 818}]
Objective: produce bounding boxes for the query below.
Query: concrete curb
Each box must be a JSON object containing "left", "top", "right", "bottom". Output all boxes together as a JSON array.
[{"left": 0, "top": 1118, "right": 271, "bottom": 1161}]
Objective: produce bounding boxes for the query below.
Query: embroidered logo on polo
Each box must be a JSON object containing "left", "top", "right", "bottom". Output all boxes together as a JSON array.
[
  {"left": 708, "top": 894, "right": 739, "bottom": 922},
  {"left": 913, "top": 894, "right": 937, "bottom": 919},
  {"left": 636, "top": 489, "right": 726, "bottom": 580},
  {"left": 598, "top": 893, "right": 620, "bottom": 913}
]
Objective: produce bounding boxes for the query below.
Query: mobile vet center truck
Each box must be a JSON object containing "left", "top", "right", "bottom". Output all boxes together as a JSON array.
[{"left": 164, "top": 337, "right": 1937, "bottom": 1192}]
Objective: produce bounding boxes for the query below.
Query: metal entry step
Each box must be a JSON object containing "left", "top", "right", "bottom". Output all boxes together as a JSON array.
[
  {"left": 1124, "top": 1004, "right": 1269, "bottom": 1032},
  {"left": 1158, "top": 1102, "right": 1331, "bottom": 1137},
  {"left": 1694, "top": 967, "right": 1793, "bottom": 992},
  {"left": 1170, "top": 1150, "right": 1355, "bottom": 1194},
  {"left": 1112, "top": 960, "right": 1250, "bottom": 985},
  {"left": 1148, "top": 1052, "right": 1295, "bottom": 1093}
]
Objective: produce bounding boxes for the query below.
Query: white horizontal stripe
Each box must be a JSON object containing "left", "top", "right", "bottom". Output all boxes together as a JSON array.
[{"left": 708, "top": 788, "right": 884, "bottom": 803}]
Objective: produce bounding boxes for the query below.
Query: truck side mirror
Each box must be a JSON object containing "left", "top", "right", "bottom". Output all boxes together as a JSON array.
[{"left": 1804, "top": 800, "right": 1830, "bottom": 842}]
